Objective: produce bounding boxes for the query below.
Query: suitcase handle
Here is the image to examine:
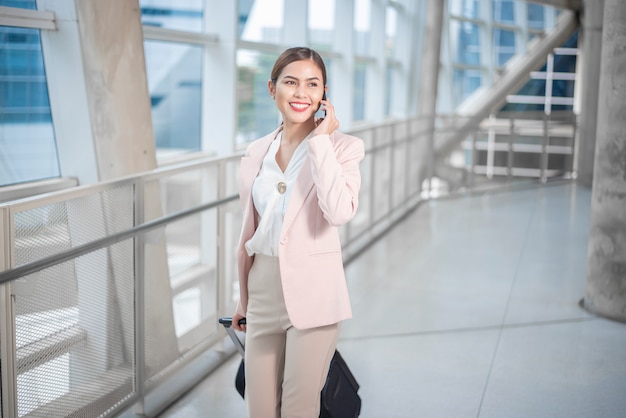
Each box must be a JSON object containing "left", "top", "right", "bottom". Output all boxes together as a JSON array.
[
  {"left": 218, "top": 317, "right": 247, "bottom": 327},
  {"left": 219, "top": 317, "right": 246, "bottom": 357}
]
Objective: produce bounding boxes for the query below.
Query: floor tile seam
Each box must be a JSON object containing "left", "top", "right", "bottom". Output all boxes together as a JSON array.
[
  {"left": 475, "top": 186, "right": 543, "bottom": 418},
  {"left": 339, "top": 316, "right": 600, "bottom": 342}
]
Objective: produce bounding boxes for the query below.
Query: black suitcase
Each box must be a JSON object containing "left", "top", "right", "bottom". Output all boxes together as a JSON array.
[{"left": 219, "top": 317, "right": 361, "bottom": 418}]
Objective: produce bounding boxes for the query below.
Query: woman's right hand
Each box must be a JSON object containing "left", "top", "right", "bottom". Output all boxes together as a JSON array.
[
  {"left": 313, "top": 97, "right": 339, "bottom": 136},
  {"left": 232, "top": 312, "right": 247, "bottom": 332}
]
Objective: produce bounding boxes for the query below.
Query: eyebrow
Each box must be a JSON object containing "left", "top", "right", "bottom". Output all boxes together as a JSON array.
[{"left": 281, "top": 75, "right": 321, "bottom": 82}]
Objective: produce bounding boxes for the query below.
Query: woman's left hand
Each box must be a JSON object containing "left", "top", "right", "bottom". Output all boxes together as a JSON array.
[{"left": 314, "top": 98, "right": 339, "bottom": 136}]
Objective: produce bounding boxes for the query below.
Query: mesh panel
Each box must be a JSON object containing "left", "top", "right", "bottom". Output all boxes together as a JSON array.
[
  {"left": 14, "top": 242, "right": 135, "bottom": 417},
  {"left": 13, "top": 185, "right": 134, "bottom": 267},
  {"left": 12, "top": 185, "right": 136, "bottom": 417}
]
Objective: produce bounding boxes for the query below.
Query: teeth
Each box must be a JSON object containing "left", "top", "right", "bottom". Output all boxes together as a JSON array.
[{"left": 291, "top": 103, "right": 309, "bottom": 109}]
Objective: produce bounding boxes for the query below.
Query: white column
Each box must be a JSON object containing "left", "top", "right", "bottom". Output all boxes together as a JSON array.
[
  {"left": 364, "top": 0, "right": 386, "bottom": 122},
  {"left": 390, "top": 2, "right": 411, "bottom": 118},
  {"left": 204, "top": 0, "right": 238, "bottom": 156},
  {"left": 331, "top": 0, "right": 355, "bottom": 128},
  {"left": 415, "top": 0, "right": 445, "bottom": 190},
  {"left": 583, "top": 0, "right": 626, "bottom": 323},
  {"left": 283, "top": 0, "right": 307, "bottom": 46}
]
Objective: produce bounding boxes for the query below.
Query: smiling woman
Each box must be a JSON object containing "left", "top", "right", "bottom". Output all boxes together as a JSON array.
[{"left": 230, "top": 46, "right": 365, "bottom": 418}]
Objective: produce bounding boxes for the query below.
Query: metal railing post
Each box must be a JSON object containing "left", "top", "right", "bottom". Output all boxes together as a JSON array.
[
  {"left": 133, "top": 179, "right": 146, "bottom": 415},
  {"left": 0, "top": 207, "right": 17, "bottom": 418}
]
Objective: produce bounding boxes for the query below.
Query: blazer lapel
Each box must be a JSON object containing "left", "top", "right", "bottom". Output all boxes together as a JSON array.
[
  {"left": 282, "top": 157, "right": 314, "bottom": 234},
  {"left": 282, "top": 132, "right": 336, "bottom": 233},
  {"left": 238, "top": 128, "right": 281, "bottom": 238},
  {"left": 239, "top": 128, "right": 280, "bottom": 200}
]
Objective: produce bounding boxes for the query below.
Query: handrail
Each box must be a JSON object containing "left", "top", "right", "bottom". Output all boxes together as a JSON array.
[{"left": 0, "top": 194, "right": 238, "bottom": 285}]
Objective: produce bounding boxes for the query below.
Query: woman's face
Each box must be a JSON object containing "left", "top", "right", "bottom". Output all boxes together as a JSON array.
[{"left": 269, "top": 59, "right": 326, "bottom": 125}]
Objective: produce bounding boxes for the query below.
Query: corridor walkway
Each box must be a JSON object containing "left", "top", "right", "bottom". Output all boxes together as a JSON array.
[{"left": 158, "top": 181, "right": 626, "bottom": 418}]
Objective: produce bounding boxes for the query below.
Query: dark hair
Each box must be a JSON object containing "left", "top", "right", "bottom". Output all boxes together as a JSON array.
[{"left": 270, "top": 47, "right": 327, "bottom": 86}]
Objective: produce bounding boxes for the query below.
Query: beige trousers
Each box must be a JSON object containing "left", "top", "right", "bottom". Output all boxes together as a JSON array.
[{"left": 245, "top": 254, "right": 340, "bottom": 418}]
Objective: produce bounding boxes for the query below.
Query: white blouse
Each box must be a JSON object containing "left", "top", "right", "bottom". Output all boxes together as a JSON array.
[{"left": 245, "top": 131, "right": 311, "bottom": 256}]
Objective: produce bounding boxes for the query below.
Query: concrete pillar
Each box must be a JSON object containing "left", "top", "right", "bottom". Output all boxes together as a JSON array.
[
  {"left": 75, "top": 0, "right": 156, "bottom": 179},
  {"left": 415, "top": 0, "right": 444, "bottom": 192},
  {"left": 576, "top": 0, "right": 604, "bottom": 187},
  {"left": 583, "top": 0, "right": 626, "bottom": 323},
  {"left": 74, "top": 0, "right": 179, "bottom": 379}
]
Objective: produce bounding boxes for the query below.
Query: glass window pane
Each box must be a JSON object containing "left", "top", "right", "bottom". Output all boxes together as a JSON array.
[
  {"left": 239, "top": 0, "right": 284, "bottom": 43},
  {"left": 353, "top": 62, "right": 366, "bottom": 121},
  {"left": 354, "top": 0, "right": 370, "bottom": 56},
  {"left": 493, "top": 0, "right": 515, "bottom": 24},
  {"left": 554, "top": 53, "right": 577, "bottom": 73},
  {"left": 237, "top": 49, "right": 279, "bottom": 145},
  {"left": 517, "top": 78, "right": 546, "bottom": 96},
  {"left": 1, "top": 0, "right": 36, "bottom": 9},
  {"left": 494, "top": 28, "right": 516, "bottom": 66},
  {"left": 385, "top": 5, "right": 397, "bottom": 58},
  {"left": 527, "top": 3, "right": 545, "bottom": 30},
  {"left": 144, "top": 41, "right": 202, "bottom": 154},
  {"left": 552, "top": 79, "right": 576, "bottom": 98},
  {"left": 0, "top": 25, "right": 59, "bottom": 186},
  {"left": 453, "top": 69, "right": 482, "bottom": 106},
  {"left": 449, "top": 0, "right": 479, "bottom": 18},
  {"left": 450, "top": 20, "right": 481, "bottom": 66},
  {"left": 139, "top": 0, "right": 204, "bottom": 32},
  {"left": 308, "top": 0, "right": 335, "bottom": 51}
]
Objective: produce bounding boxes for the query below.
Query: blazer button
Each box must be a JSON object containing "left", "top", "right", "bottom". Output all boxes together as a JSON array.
[{"left": 280, "top": 238, "right": 288, "bottom": 245}]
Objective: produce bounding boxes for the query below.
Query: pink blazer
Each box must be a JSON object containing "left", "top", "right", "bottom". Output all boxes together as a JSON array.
[{"left": 235, "top": 126, "right": 365, "bottom": 329}]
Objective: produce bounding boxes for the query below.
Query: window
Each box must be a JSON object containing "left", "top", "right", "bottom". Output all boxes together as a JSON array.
[
  {"left": 450, "top": 20, "right": 481, "bottom": 66},
  {"left": 453, "top": 69, "right": 482, "bottom": 106},
  {"left": 239, "top": 0, "right": 284, "bottom": 43},
  {"left": 449, "top": 0, "right": 479, "bottom": 19},
  {"left": 494, "top": 28, "right": 516, "bottom": 66},
  {"left": 236, "top": 49, "right": 279, "bottom": 144},
  {"left": 527, "top": 3, "right": 545, "bottom": 30},
  {"left": 144, "top": 40, "right": 203, "bottom": 154},
  {"left": 140, "top": 0, "right": 204, "bottom": 32},
  {"left": 385, "top": 4, "right": 397, "bottom": 59},
  {"left": 0, "top": 3, "right": 60, "bottom": 187},
  {"left": 493, "top": 0, "right": 515, "bottom": 24},
  {"left": 353, "top": 0, "right": 370, "bottom": 56},
  {"left": 308, "top": 0, "right": 335, "bottom": 51}
]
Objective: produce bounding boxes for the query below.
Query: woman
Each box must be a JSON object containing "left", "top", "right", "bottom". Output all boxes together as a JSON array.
[{"left": 231, "top": 46, "right": 365, "bottom": 418}]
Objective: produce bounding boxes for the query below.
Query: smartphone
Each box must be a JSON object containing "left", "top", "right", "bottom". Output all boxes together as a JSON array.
[{"left": 317, "top": 91, "right": 327, "bottom": 118}]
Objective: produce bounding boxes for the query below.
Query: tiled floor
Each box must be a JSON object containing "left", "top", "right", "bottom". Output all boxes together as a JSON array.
[{"left": 158, "top": 181, "right": 626, "bottom": 418}]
